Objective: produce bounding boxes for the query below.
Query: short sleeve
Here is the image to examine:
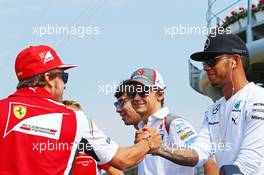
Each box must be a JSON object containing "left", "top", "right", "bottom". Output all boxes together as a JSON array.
[{"left": 75, "top": 111, "right": 119, "bottom": 164}]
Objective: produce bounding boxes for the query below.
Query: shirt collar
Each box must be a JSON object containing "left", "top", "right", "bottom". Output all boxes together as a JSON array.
[
  {"left": 9, "top": 87, "right": 57, "bottom": 101},
  {"left": 151, "top": 107, "right": 170, "bottom": 119},
  {"left": 138, "top": 107, "right": 170, "bottom": 128}
]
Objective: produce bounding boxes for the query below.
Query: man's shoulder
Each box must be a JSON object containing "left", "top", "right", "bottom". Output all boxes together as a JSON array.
[
  {"left": 248, "top": 83, "right": 264, "bottom": 98},
  {"left": 240, "top": 84, "right": 264, "bottom": 110},
  {"left": 167, "top": 113, "right": 196, "bottom": 133}
]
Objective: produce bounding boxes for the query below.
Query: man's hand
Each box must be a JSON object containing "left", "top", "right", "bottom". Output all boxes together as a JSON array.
[{"left": 135, "top": 126, "right": 162, "bottom": 153}]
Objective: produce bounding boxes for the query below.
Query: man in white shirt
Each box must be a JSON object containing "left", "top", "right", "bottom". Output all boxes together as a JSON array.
[
  {"left": 124, "top": 68, "right": 197, "bottom": 175},
  {"left": 143, "top": 33, "right": 264, "bottom": 175}
]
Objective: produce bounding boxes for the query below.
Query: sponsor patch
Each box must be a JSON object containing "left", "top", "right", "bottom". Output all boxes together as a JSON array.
[
  {"left": 253, "top": 103, "right": 264, "bottom": 107},
  {"left": 252, "top": 108, "right": 264, "bottom": 113},
  {"left": 252, "top": 115, "right": 264, "bottom": 120},
  {"left": 232, "top": 109, "right": 241, "bottom": 112},
  {"left": 19, "top": 123, "right": 57, "bottom": 136},
  {"left": 9, "top": 113, "right": 62, "bottom": 139},
  {"left": 176, "top": 126, "right": 191, "bottom": 135},
  {"left": 180, "top": 131, "right": 195, "bottom": 140},
  {"left": 251, "top": 104, "right": 264, "bottom": 121},
  {"left": 208, "top": 121, "right": 219, "bottom": 125}
]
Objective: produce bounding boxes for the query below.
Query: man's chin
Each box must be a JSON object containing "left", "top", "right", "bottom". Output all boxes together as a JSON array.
[
  {"left": 123, "top": 121, "right": 129, "bottom": 125},
  {"left": 135, "top": 110, "right": 145, "bottom": 116},
  {"left": 211, "top": 82, "right": 223, "bottom": 88}
]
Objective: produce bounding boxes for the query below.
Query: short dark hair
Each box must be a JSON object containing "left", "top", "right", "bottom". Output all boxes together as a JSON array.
[
  {"left": 17, "top": 69, "right": 59, "bottom": 89},
  {"left": 241, "top": 55, "right": 249, "bottom": 72}
]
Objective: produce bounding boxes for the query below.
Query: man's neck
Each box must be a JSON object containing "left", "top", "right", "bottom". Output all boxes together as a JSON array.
[{"left": 223, "top": 77, "right": 249, "bottom": 100}]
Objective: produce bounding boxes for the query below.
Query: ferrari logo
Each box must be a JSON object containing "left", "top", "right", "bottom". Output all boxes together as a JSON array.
[
  {"left": 39, "top": 50, "right": 54, "bottom": 65},
  {"left": 13, "top": 106, "right": 27, "bottom": 119}
]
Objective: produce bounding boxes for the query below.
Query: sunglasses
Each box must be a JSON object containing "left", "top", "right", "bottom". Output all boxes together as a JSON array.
[
  {"left": 202, "top": 55, "right": 232, "bottom": 67},
  {"left": 56, "top": 72, "right": 69, "bottom": 84},
  {"left": 127, "top": 86, "right": 151, "bottom": 99},
  {"left": 114, "top": 99, "right": 125, "bottom": 109}
]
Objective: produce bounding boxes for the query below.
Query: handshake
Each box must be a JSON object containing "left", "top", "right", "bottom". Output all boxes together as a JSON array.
[{"left": 134, "top": 126, "right": 163, "bottom": 154}]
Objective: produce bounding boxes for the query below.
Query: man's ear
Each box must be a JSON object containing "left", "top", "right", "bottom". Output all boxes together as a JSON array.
[
  {"left": 44, "top": 72, "right": 53, "bottom": 87},
  {"left": 156, "top": 90, "right": 164, "bottom": 102},
  {"left": 233, "top": 55, "right": 241, "bottom": 68}
]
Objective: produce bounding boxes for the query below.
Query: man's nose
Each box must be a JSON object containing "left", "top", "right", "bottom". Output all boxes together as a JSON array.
[
  {"left": 203, "top": 64, "right": 211, "bottom": 71},
  {"left": 116, "top": 106, "right": 122, "bottom": 113},
  {"left": 134, "top": 93, "right": 142, "bottom": 101}
]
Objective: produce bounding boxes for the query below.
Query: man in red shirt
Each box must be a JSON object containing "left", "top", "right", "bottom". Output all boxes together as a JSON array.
[
  {"left": 63, "top": 100, "right": 124, "bottom": 175},
  {"left": 0, "top": 45, "right": 161, "bottom": 175}
]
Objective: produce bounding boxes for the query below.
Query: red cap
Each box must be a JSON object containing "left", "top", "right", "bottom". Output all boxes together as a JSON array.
[{"left": 15, "top": 45, "right": 76, "bottom": 81}]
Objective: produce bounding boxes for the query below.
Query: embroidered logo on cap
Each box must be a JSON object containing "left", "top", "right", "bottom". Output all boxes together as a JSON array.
[
  {"left": 39, "top": 50, "right": 54, "bottom": 65},
  {"left": 137, "top": 69, "right": 144, "bottom": 75},
  {"left": 204, "top": 38, "right": 210, "bottom": 50}
]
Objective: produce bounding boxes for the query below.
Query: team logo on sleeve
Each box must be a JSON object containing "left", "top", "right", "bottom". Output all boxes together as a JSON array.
[{"left": 13, "top": 105, "right": 27, "bottom": 119}]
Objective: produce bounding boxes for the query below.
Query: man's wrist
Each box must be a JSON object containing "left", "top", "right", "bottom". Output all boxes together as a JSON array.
[
  {"left": 141, "top": 137, "right": 151, "bottom": 151},
  {"left": 152, "top": 144, "right": 166, "bottom": 155}
]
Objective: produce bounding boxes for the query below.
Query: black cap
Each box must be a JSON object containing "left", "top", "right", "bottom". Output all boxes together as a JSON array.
[{"left": 190, "top": 33, "right": 249, "bottom": 61}]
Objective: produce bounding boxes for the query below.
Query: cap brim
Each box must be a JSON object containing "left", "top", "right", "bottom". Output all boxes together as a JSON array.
[
  {"left": 57, "top": 64, "right": 77, "bottom": 70},
  {"left": 123, "top": 79, "right": 153, "bottom": 87},
  {"left": 190, "top": 51, "right": 235, "bottom": 61}
]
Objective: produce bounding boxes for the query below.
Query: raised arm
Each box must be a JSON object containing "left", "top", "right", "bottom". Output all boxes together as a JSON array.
[{"left": 109, "top": 127, "right": 162, "bottom": 170}]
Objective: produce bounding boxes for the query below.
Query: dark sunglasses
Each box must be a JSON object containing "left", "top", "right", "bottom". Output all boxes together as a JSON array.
[
  {"left": 127, "top": 86, "right": 151, "bottom": 99},
  {"left": 114, "top": 99, "right": 125, "bottom": 109},
  {"left": 56, "top": 72, "right": 69, "bottom": 84},
  {"left": 202, "top": 55, "right": 231, "bottom": 67}
]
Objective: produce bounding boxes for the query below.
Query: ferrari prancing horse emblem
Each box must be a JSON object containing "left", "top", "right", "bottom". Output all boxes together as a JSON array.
[{"left": 13, "top": 105, "right": 27, "bottom": 119}]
